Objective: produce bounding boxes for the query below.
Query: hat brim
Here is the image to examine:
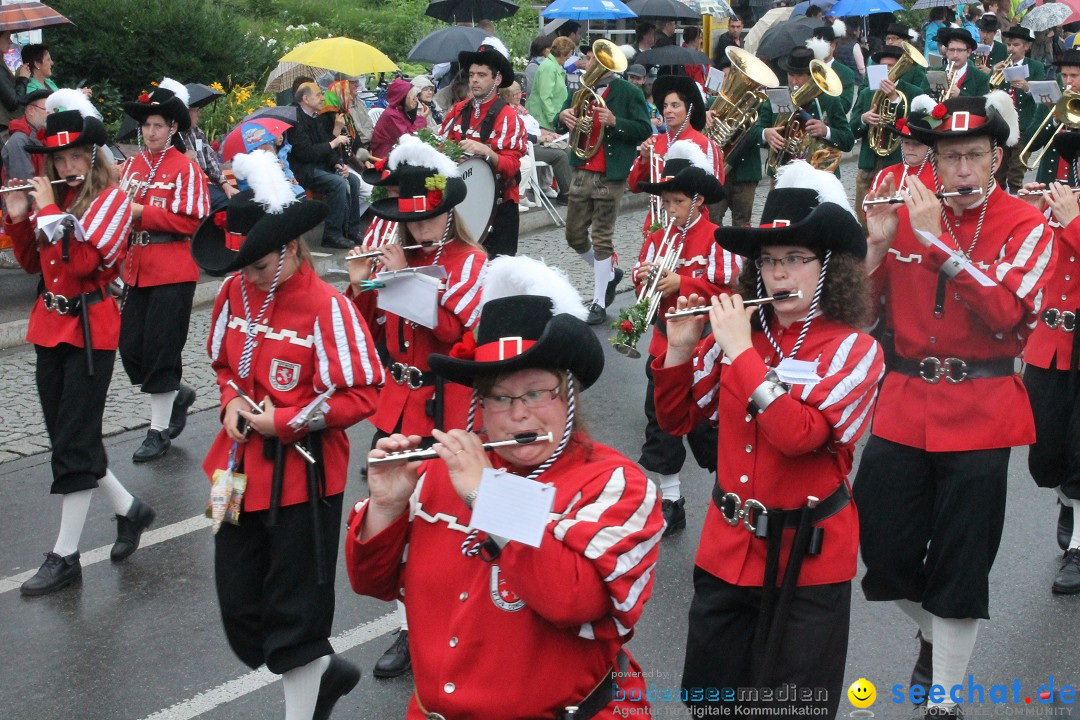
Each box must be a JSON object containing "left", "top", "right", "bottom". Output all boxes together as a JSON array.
[
  {"left": 778, "top": 55, "right": 809, "bottom": 74},
  {"left": 638, "top": 166, "right": 725, "bottom": 204},
  {"left": 906, "top": 114, "right": 1009, "bottom": 147},
  {"left": 715, "top": 202, "right": 867, "bottom": 259},
  {"left": 1001, "top": 29, "right": 1033, "bottom": 42},
  {"left": 192, "top": 200, "right": 329, "bottom": 276},
  {"left": 458, "top": 50, "right": 515, "bottom": 88},
  {"left": 938, "top": 30, "right": 977, "bottom": 50},
  {"left": 27, "top": 117, "right": 110, "bottom": 154},
  {"left": 368, "top": 177, "right": 467, "bottom": 222},
  {"left": 122, "top": 97, "right": 192, "bottom": 132},
  {"left": 652, "top": 75, "right": 707, "bottom": 131},
  {"left": 428, "top": 313, "right": 605, "bottom": 389}
]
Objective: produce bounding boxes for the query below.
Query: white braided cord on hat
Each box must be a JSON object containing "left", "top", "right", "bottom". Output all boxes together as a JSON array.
[
  {"left": 472, "top": 80, "right": 499, "bottom": 120},
  {"left": 461, "top": 370, "right": 577, "bottom": 557},
  {"left": 237, "top": 250, "right": 286, "bottom": 379},
  {"left": 931, "top": 145, "right": 991, "bottom": 259},
  {"left": 665, "top": 104, "right": 692, "bottom": 147},
  {"left": 757, "top": 249, "right": 831, "bottom": 363}
]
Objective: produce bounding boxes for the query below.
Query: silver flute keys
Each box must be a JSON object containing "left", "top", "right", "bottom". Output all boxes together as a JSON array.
[
  {"left": 664, "top": 291, "right": 804, "bottom": 320},
  {"left": 0, "top": 176, "right": 85, "bottom": 194},
  {"left": 369, "top": 432, "right": 555, "bottom": 465},
  {"left": 861, "top": 187, "right": 983, "bottom": 206}
]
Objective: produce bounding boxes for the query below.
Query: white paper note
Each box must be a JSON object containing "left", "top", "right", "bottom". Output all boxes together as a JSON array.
[
  {"left": 926, "top": 70, "right": 947, "bottom": 93},
  {"left": 917, "top": 230, "right": 996, "bottom": 287},
  {"left": 976, "top": 43, "right": 992, "bottom": 57},
  {"left": 36, "top": 213, "right": 85, "bottom": 245},
  {"left": 766, "top": 87, "right": 793, "bottom": 115},
  {"left": 470, "top": 468, "right": 556, "bottom": 548},
  {"left": 706, "top": 66, "right": 724, "bottom": 93},
  {"left": 1027, "top": 80, "right": 1061, "bottom": 105},
  {"left": 774, "top": 358, "right": 821, "bottom": 385},
  {"left": 927, "top": 52, "right": 944, "bottom": 68},
  {"left": 1003, "top": 64, "right": 1029, "bottom": 81},
  {"left": 867, "top": 64, "right": 890, "bottom": 92},
  {"left": 375, "top": 266, "right": 447, "bottom": 328}
]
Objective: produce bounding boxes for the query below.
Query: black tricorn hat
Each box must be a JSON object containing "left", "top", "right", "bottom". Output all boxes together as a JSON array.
[
  {"left": 885, "top": 22, "right": 911, "bottom": 39},
  {"left": 637, "top": 140, "right": 724, "bottom": 204},
  {"left": 1055, "top": 49, "right": 1080, "bottom": 68},
  {"left": 1001, "top": 26, "right": 1034, "bottom": 43},
  {"left": 938, "top": 27, "right": 977, "bottom": 51},
  {"left": 123, "top": 79, "right": 191, "bottom": 132},
  {"left": 1053, "top": 129, "right": 1080, "bottom": 162},
  {"left": 778, "top": 46, "right": 815, "bottom": 73},
  {"left": 459, "top": 38, "right": 515, "bottom": 88},
  {"left": 28, "top": 110, "right": 109, "bottom": 154},
  {"left": 652, "top": 74, "right": 707, "bottom": 131},
  {"left": 367, "top": 136, "right": 467, "bottom": 222},
  {"left": 714, "top": 162, "right": 865, "bottom": 259},
  {"left": 906, "top": 92, "right": 1020, "bottom": 148},
  {"left": 429, "top": 295, "right": 605, "bottom": 389}
]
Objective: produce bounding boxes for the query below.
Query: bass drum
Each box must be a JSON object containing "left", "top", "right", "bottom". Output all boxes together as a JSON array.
[{"left": 456, "top": 156, "right": 497, "bottom": 245}]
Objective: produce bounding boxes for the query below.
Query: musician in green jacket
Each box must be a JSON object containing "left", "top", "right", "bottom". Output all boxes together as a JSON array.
[
  {"left": 851, "top": 46, "right": 925, "bottom": 228},
  {"left": 975, "top": 15, "right": 1008, "bottom": 73},
  {"left": 557, "top": 54, "right": 652, "bottom": 324},
  {"left": 712, "top": 101, "right": 773, "bottom": 227},
  {"left": 940, "top": 29, "right": 992, "bottom": 98},
  {"left": 995, "top": 26, "right": 1046, "bottom": 192},
  {"left": 885, "top": 23, "right": 932, "bottom": 95},
  {"left": 809, "top": 21, "right": 856, "bottom": 115},
  {"left": 1030, "top": 51, "right": 1080, "bottom": 185}
]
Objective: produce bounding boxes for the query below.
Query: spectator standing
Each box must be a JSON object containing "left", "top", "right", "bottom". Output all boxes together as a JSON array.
[
  {"left": 526, "top": 36, "right": 574, "bottom": 130},
  {"left": 524, "top": 34, "right": 553, "bottom": 94},
  {"left": 0, "top": 31, "right": 31, "bottom": 140},
  {"left": 654, "top": 18, "right": 677, "bottom": 47},
  {"left": 2, "top": 88, "right": 49, "bottom": 184},
  {"left": 713, "top": 17, "right": 744, "bottom": 69}
]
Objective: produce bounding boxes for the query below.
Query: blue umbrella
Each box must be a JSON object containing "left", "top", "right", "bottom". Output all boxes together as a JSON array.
[
  {"left": 791, "top": 0, "right": 834, "bottom": 16},
  {"left": 541, "top": 0, "right": 637, "bottom": 20},
  {"left": 828, "top": 0, "right": 901, "bottom": 16}
]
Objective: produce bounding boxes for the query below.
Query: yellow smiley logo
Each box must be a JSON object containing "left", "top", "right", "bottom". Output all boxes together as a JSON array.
[{"left": 847, "top": 678, "right": 877, "bottom": 709}]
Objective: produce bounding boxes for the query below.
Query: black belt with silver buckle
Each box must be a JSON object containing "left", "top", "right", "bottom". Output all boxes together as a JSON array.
[
  {"left": 40, "top": 288, "right": 105, "bottom": 316},
  {"left": 129, "top": 230, "right": 184, "bottom": 246},
  {"left": 892, "top": 356, "right": 1015, "bottom": 384},
  {"left": 389, "top": 362, "right": 435, "bottom": 389},
  {"left": 1041, "top": 308, "right": 1077, "bottom": 332},
  {"left": 711, "top": 481, "right": 849, "bottom": 552}
]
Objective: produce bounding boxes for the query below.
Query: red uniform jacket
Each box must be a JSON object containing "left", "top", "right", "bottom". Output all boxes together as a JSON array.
[
  {"left": 350, "top": 240, "right": 487, "bottom": 435},
  {"left": 652, "top": 317, "right": 884, "bottom": 586},
  {"left": 439, "top": 96, "right": 527, "bottom": 204},
  {"left": 120, "top": 146, "right": 210, "bottom": 287},
  {"left": 869, "top": 186, "right": 1054, "bottom": 451},
  {"left": 1025, "top": 213, "right": 1080, "bottom": 370},
  {"left": 203, "top": 264, "right": 383, "bottom": 510},
  {"left": 871, "top": 157, "right": 936, "bottom": 194},
  {"left": 630, "top": 215, "right": 740, "bottom": 357},
  {"left": 345, "top": 435, "right": 665, "bottom": 719},
  {"left": 8, "top": 186, "right": 131, "bottom": 350}
]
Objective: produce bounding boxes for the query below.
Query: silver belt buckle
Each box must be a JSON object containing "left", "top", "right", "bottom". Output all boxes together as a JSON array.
[
  {"left": 720, "top": 492, "right": 767, "bottom": 533},
  {"left": 42, "top": 291, "right": 71, "bottom": 314},
  {"left": 918, "top": 356, "right": 943, "bottom": 383},
  {"left": 131, "top": 230, "right": 151, "bottom": 246},
  {"left": 942, "top": 357, "right": 968, "bottom": 384},
  {"left": 390, "top": 362, "right": 425, "bottom": 390}
]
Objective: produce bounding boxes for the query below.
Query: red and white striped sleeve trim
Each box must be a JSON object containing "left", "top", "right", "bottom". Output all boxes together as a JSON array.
[
  {"left": 313, "top": 293, "right": 384, "bottom": 391},
  {"left": 797, "top": 332, "right": 885, "bottom": 446},
  {"left": 81, "top": 188, "right": 131, "bottom": 269}
]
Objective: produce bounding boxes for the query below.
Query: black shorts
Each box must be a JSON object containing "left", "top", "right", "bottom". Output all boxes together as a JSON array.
[
  {"left": 1024, "top": 364, "right": 1080, "bottom": 499},
  {"left": 854, "top": 435, "right": 1009, "bottom": 619}
]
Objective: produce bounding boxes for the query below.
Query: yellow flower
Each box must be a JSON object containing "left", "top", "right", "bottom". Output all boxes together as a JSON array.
[
  {"left": 210, "top": 81, "right": 225, "bottom": 92},
  {"left": 229, "top": 115, "right": 235, "bottom": 122},
  {"left": 264, "top": 98, "right": 276, "bottom": 107},
  {"left": 150, "top": 80, "right": 158, "bottom": 86}
]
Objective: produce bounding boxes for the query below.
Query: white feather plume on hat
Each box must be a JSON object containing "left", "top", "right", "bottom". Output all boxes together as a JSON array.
[
  {"left": 910, "top": 94, "right": 936, "bottom": 114},
  {"left": 388, "top": 134, "right": 460, "bottom": 177},
  {"left": 985, "top": 89, "right": 1020, "bottom": 147},
  {"left": 831, "top": 19, "right": 846, "bottom": 39},
  {"left": 806, "top": 37, "right": 830, "bottom": 62},
  {"left": 665, "top": 140, "right": 711, "bottom": 172},
  {"left": 231, "top": 152, "right": 298, "bottom": 214},
  {"left": 774, "top": 160, "right": 855, "bottom": 217},
  {"left": 480, "top": 255, "right": 588, "bottom": 320},
  {"left": 480, "top": 36, "right": 510, "bottom": 58},
  {"left": 158, "top": 77, "right": 190, "bottom": 107},
  {"left": 45, "top": 88, "right": 102, "bottom": 120}
]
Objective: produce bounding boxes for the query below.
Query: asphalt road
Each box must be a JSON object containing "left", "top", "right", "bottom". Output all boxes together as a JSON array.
[{"left": 1, "top": 286, "right": 1078, "bottom": 720}]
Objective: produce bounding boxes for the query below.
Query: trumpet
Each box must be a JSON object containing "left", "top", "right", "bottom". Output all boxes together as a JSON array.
[
  {"left": 765, "top": 60, "right": 843, "bottom": 174},
  {"left": 0, "top": 175, "right": 85, "bottom": 194},
  {"left": 568, "top": 39, "right": 627, "bottom": 160},
  {"left": 648, "top": 151, "right": 667, "bottom": 231},
  {"left": 868, "top": 42, "right": 927, "bottom": 157},
  {"left": 861, "top": 187, "right": 984, "bottom": 205},
  {"left": 664, "top": 291, "right": 805, "bottom": 319},
  {"left": 613, "top": 218, "right": 681, "bottom": 359},
  {"left": 940, "top": 63, "right": 960, "bottom": 103},
  {"left": 1019, "top": 91, "right": 1080, "bottom": 170},
  {"left": 368, "top": 432, "right": 554, "bottom": 465},
  {"left": 989, "top": 60, "right": 1007, "bottom": 90}
]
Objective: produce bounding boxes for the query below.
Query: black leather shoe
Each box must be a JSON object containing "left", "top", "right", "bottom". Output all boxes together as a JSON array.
[
  {"left": 20, "top": 552, "right": 81, "bottom": 596},
  {"left": 132, "top": 429, "right": 171, "bottom": 463},
  {"left": 910, "top": 630, "right": 933, "bottom": 701},
  {"left": 168, "top": 384, "right": 196, "bottom": 439},
  {"left": 373, "top": 628, "right": 411, "bottom": 679},
  {"left": 555, "top": 193, "right": 569, "bottom": 206},
  {"left": 1053, "top": 548, "right": 1080, "bottom": 594},
  {"left": 605, "top": 266, "right": 624, "bottom": 307},
  {"left": 111, "top": 498, "right": 156, "bottom": 562},
  {"left": 313, "top": 655, "right": 361, "bottom": 720},
  {"left": 661, "top": 497, "right": 686, "bottom": 536},
  {"left": 1058, "top": 500, "right": 1073, "bottom": 552},
  {"left": 585, "top": 302, "right": 607, "bottom": 326},
  {"left": 321, "top": 235, "right": 354, "bottom": 250}
]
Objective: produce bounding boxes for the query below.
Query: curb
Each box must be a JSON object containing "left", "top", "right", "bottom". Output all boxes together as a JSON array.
[{"left": 0, "top": 193, "right": 649, "bottom": 352}]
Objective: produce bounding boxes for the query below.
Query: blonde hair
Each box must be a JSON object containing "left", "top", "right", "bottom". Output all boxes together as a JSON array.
[
  {"left": 45, "top": 145, "right": 117, "bottom": 219},
  {"left": 399, "top": 211, "right": 483, "bottom": 251},
  {"left": 551, "top": 36, "right": 576, "bottom": 59}
]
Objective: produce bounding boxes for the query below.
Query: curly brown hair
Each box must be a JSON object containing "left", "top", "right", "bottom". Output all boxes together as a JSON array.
[{"left": 735, "top": 251, "right": 873, "bottom": 329}]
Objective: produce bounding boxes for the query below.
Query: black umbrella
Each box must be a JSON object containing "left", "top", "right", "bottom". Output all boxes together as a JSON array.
[
  {"left": 756, "top": 16, "right": 821, "bottom": 60},
  {"left": 425, "top": 0, "right": 519, "bottom": 23},
  {"left": 185, "top": 82, "right": 225, "bottom": 109},
  {"left": 244, "top": 105, "right": 299, "bottom": 125},
  {"left": 633, "top": 44, "right": 711, "bottom": 66},
  {"left": 407, "top": 25, "right": 490, "bottom": 63},
  {"left": 116, "top": 113, "right": 138, "bottom": 142},
  {"left": 625, "top": 0, "right": 699, "bottom": 20}
]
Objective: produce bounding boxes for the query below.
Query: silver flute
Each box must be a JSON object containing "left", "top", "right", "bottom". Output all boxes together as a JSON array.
[
  {"left": 0, "top": 176, "right": 85, "bottom": 194},
  {"left": 862, "top": 187, "right": 983, "bottom": 206},
  {"left": 226, "top": 380, "right": 317, "bottom": 464},
  {"left": 345, "top": 241, "right": 447, "bottom": 260},
  {"left": 369, "top": 432, "right": 554, "bottom": 466},
  {"left": 664, "top": 291, "right": 804, "bottom": 320},
  {"left": 1017, "top": 186, "right": 1080, "bottom": 197}
]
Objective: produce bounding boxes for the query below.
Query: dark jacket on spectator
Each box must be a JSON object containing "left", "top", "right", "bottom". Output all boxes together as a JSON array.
[
  {"left": 0, "top": 67, "right": 27, "bottom": 129},
  {"left": 285, "top": 107, "right": 338, "bottom": 187}
]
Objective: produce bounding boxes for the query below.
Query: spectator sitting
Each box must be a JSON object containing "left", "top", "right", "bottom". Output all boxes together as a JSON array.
[
  {"left": 182, "top": 100, "right": 237, "bottom": 212},
  {"left": 370, "top": 78, "right": 429, "bottom": 159},
  {"left": 434, "top": 69, "right": 468, "bottom": 115},
  {"left": 21, "top": 44, "right": 57, "bottom": 94},
  {"left": 342, "top": 75, "right": 375, "bottom": 148},
  {"left": 286, "top": 81, "right": 362, "bottom": 249},
  {"left": 410, "top": 75, "right": 442, "bottom": 127},
  {"left": 526, "top": 36, "right": 574, "bottom": 130},
  {"left": 0, "top": 31, "right": 31, "bottom": 141},
  {"left": 524, "top": 34, "right": 553, "bottom": 94},
  {"left": 501, "top": 81, "right": 571, "bottom": 205}
]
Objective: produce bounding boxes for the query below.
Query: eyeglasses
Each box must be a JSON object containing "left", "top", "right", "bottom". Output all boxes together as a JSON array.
[
  {"left": 480, "top": 387, "right": 561, "bottom": 413},
  {"left": 945, "top": 46, "right": 971, "bottom": 54},
  {"left": 754, "top": 255, "right": 818, "bottom": 269},
  {"left": 935, "top": 150, "right": 992, "bottom": 166},
  {"left": 27, "top": 103, "right": 46, "bottom": 112}
]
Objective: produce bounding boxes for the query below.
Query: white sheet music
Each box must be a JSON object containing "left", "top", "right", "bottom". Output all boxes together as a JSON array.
[
  {"left": 1028, "top": 81, "right": 1061, "bottom": 105},
  {"left": 766, "top": 87, "right": 793, "bottom": 115},
  {"left": 376, "top": 266, "right": 447, "bottom": 328},
  {"left": 470, "top": 468, "right": 556, "bottom": 548}
]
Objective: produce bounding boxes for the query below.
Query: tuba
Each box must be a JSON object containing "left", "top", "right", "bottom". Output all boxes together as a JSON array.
[
  {"left": 706, "top": 47, "right": 779, "bottom": 172},
  {"left": 869, "top": 42, "right": 928, "bottom": 157},
  {"left": 766, "top": 60, "right": 843, "bottom": 174},
  {"left": 1019, "top": 91, "right": 1080, "bottom": 170},
  {"left": 568, "top": 39, "right": 628, "bottom": 160}
]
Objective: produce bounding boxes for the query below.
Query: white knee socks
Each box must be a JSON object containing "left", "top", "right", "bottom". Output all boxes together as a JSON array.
[
  {"left": 895, "top": 598, "right": 934, "bottom": 643},
  {"left": 658, "top": 473, "right": 681, "bottom": 501},
  {"left": 98, "top": 469, "right": 135, "bottom": 517},
  {"left": 282, "top": 654, "right": 330, "bottom": 720},
  {"left": 53, "top": 490, "right": 93, "bottom": 557},
  {"left": 928, "top": 617, "right": 980, "bottom": 709},
  {"left": 592, "top": 257, "right": 612, "bottom": 307},
  {"left": 149, "top": 391, "right": 177, "bottom": 432},
  {"left": 397, "top": 599, "right": 408, "bottom": 632}
]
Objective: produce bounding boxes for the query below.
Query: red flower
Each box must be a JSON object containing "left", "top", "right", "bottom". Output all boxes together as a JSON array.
[
  {"left": 931, "top": 104, "right": 947, "bottom": 120},
  {"left": 138, "top": 92, "right": 150, "bottom": 104},
  {"left": 620, "top": 320, "right": 635, "bottom": 333},
  {"left": 212, "top": 211, "right": 228, "bottom": 229},
  {"left": 896, "top": 117, "right": 908, "bottom": 132},
  {"left": 426, "top": 189, "right": 443, "bottom": 208},
  {"left": 449, "top": 332, "right": 477, "bottom": 359}
]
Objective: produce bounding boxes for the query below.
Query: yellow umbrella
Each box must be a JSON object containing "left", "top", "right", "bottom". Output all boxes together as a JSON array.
[{"left": 279, "top": 37, "right": 398, "bottom": 76}]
